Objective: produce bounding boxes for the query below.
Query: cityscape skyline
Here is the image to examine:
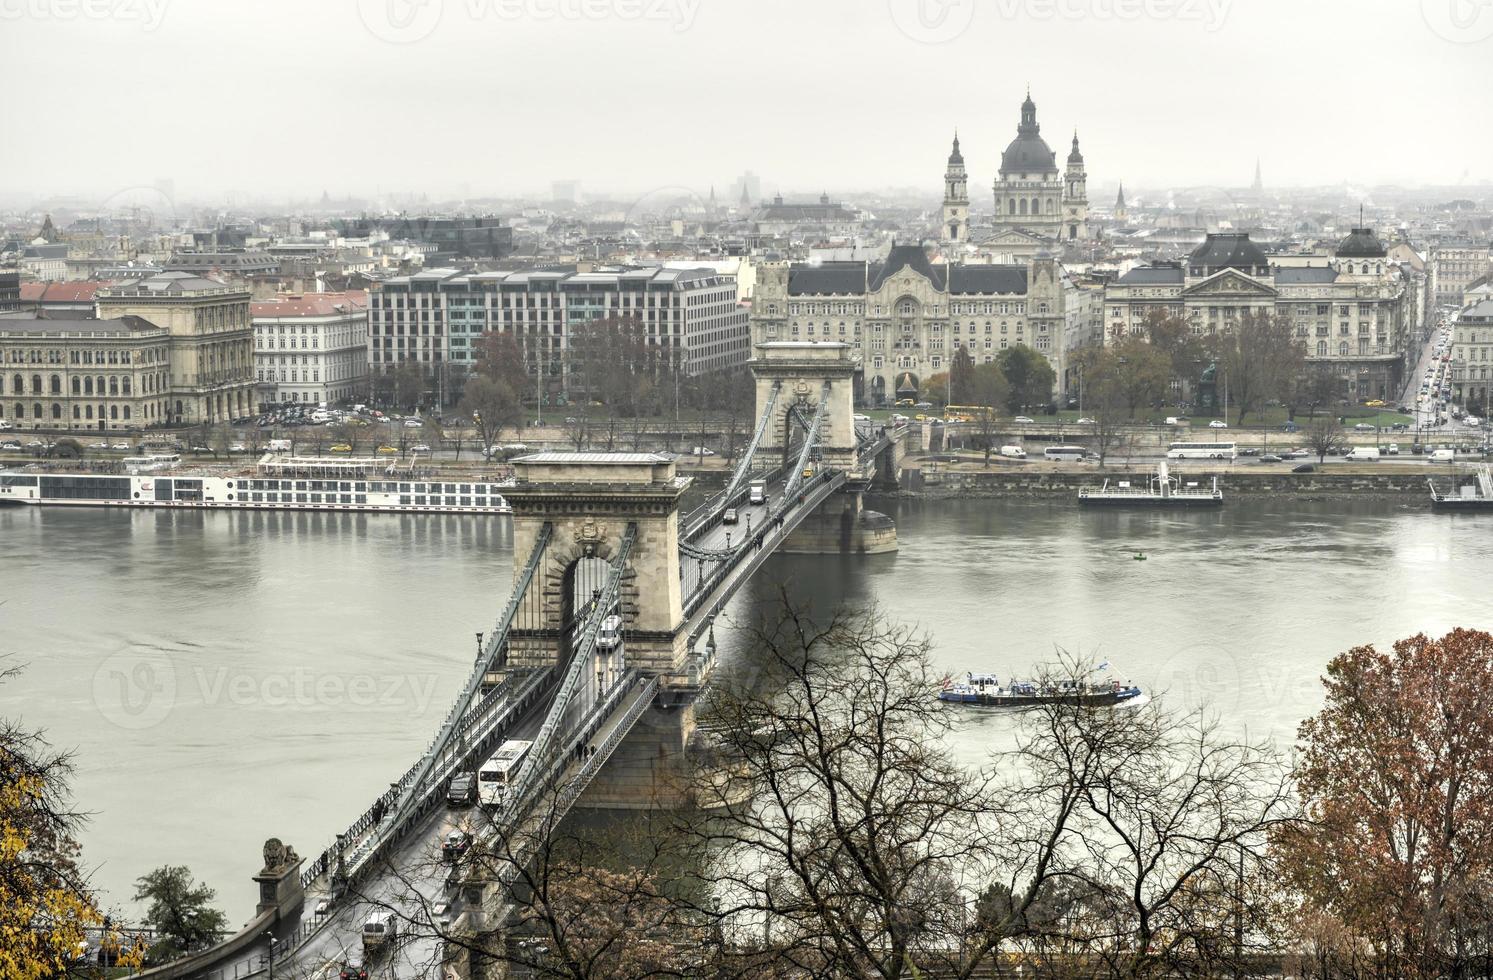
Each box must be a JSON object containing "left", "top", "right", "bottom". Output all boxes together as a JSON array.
[{"left": 3, "top": 0, "right": 1492, "bottom": 203}]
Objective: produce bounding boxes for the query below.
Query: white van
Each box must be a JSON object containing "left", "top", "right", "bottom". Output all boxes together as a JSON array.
[
  {"left": 596, "top": 614, "right": 623, "bottom": 651},
  {"left": 1429, "top": 448, "right": 1455, "bottom": 463},
  {"left": 266, "top": 439, "right": 292, "bottom": 452},
  {"left": 1344, "top": 447, "right": 1380, "bottom": 461},
  {"left": 362, "top": 912, "right": 397, "bottom": 950},
  {"left": 998, "top": 445, "right": 1028, "bottom": 459},
  {"left": 748, "top": 480, "right": 766, "bottom": 505},
  {"left": 0, "top": 420, "right": 14, "bottom": 431}
]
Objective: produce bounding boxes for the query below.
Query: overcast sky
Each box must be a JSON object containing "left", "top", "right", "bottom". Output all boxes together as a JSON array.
[{"left": 2, "top": 0, "right": 1492, "bottom": 205}]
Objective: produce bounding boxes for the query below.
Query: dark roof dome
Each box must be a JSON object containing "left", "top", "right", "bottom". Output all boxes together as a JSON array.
[
  {"left": 1067, "top": 132, "right": 1083, "bottom": 165},
  {"left": 1000, "top": 93, "right": 1057, "bottom": 175},
  {"left": 948, "top": 133, "right": 963, "bottom": 166},
  {"left": 1187, "top": 233, "right": 1270, "bottom": 277},
  {"left": 1335, "top": 226, "right": 1387, "bottom": 258}
]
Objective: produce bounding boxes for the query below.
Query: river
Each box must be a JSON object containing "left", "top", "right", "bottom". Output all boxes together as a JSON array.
[{"left": 2, "top": 497, "right": 1491, "bottom": 922}]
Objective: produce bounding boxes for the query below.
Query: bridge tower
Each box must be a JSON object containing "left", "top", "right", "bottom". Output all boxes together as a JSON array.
[
  {"left": 752, "top": 342, "right": 898, "bottom": 555},
  {"left": 502, "top": 452, "right": 691, "bottom": 680},
  {"left": 500, "top": 452, "right": 699, "bottom": 809}
]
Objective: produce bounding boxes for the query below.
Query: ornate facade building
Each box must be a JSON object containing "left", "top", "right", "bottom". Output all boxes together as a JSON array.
[
  {"left": 751, "top": 245, "right": 1077, "bottom": 406},
  {"left": 987, "top": 93, "right": 1088, "bottom": 244},
  {"left": 1103, "top": 230, "right": 1421, "bottom": 402},
  {"left": 97, "top": 271, "right": 255, "bottom": 425},
  {"left": 0, "top": 314, "right": 172, "bottom": 431}
]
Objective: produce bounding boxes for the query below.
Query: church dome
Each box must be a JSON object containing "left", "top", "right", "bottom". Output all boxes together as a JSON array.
[
  {"left": 1335, "top": 226, "right": 1386, "bottom": 258},
  {"left": 1000, "top": 94, "right": 1057, "bottom": 175}
]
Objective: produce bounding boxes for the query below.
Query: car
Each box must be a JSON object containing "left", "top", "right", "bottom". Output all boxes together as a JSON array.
[
  {"left": 1075, "top": 417, "right": 1096, "bottom": 425},
  {"left": 1258, "top": 454, "right": 1283, "bottom": 463},
  {"left": 1292, "top": 463, "right": 1317, "bottom": 473},
  {"left": 410, "top": 443, "right": 431, "bottom": 452},
  {"left": 1467, "top": 416, "right": 1484, "bottom": 427},
  {"left": 1013, "top": 415, "right": 1035, "bottom": 424},
  {"left": 890, "top": 413, "right": 909, "bottom": 422},
  {"left": 1280, "top": 422, "right": 1300, "bottom": 433},
  {"left": 1164, "top": 416, "right": 1184, "bottom": 425},
  {"left": 721, "top": 507, "right": 739, "bottom": 525},
  {"left": 340, "top": 962, "right": 369, "bottom": 980},
  {"left": 853, "top": 413, "right": 871, "bottom": 423},
  {"left": 376, "top": 445, "right": 398, "bottom": 454},
  {"left": 913, "top": 413, "right": 928, "bottom": 421},
  {"left": 688, "top": 446, "right": 716, "bottom": 456},
  {"left": 1364, "top": 399, "right": 1386, "bottom": 408},
  {"left": 329, "top": 443, "right": 353, "bottom": 453},
  {"left": 1238, "top": 447, "right": 1260, "bottom": 457},
  {"left": 403, "top": 419, "right": 423, "bottom": 428},
  {"left": 1386, "top": 443, "right": 1400, "bottom": 455},
  {"left": 894, "top": 398, "right": 915, "bottom": 407},
  {"left": 111, "top": 442, "right": 131, "bottom": 450},
  {"left": 447, "top": 773, "right": 476, "bottom": 806},
  {"left": 1352, "top": 422, "right": 1377, "bottom": 432},
  {"left": 1284, "top": 449, "right": 1310, "bottom": 460},
  {"left": 442, "top": 830, "right": 471, "bottom": 861},
  {"left": 0, "top": 440, "right": 21, "bottom": 451},
  {"left": 914, "top": 401, "right": 933, "bottom": 409},
  {"left": 1208, "top": 420, "right": 1229, "bottom": 429},
  {"left": 190, "top": 444, "right": 211, "bottom": 453},
  {"left": 229, "top": 442, "right": 247, "bottom": 453}
]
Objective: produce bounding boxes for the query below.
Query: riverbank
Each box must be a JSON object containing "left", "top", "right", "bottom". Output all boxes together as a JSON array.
[{"left": 898, "top": 462, "right": 1447, "bottom": 499}]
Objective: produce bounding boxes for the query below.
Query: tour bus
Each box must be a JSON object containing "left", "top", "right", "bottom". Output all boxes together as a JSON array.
[
  {"left": 1043, "top": 445, "right": 1088, "bottom": 462},
  {"left": 1166, "top": 441, "right": 1238, "bottom": 460},
  {"left": 478, "top": 739, "right": 535, "bottom": 808}
]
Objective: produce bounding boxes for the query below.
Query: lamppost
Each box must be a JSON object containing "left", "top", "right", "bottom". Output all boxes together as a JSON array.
[{"left": 264, "top": 933, "right": 278, "bottom": 979}]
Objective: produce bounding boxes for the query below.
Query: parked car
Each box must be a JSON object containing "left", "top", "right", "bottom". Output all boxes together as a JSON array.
[
  {"left": 376, "top": 445, "right": 398, "bottom": 454},
  {"left": 1013, "top": 415, "right": 1035, "bottom": 424},
  {"left": 1292, "top": 463, "right": 1317, "bottom": 473},
  {"left": 1208, "top": 420, "right": 1229, "bottom": 429},
  {"left": 1075, "top": 417, "right": 1096, "bottom": 425},
  {"left": 410, "top": 443, "right": 431, "bottom": 452}
]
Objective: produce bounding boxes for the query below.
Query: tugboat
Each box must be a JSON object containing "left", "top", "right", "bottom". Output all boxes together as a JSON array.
[{"left": 938, "top": 664, "right": 1142, "bottom": 708}]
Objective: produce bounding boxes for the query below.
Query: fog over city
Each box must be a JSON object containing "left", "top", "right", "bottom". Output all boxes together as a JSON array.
[{"left": 3, "top": 0, "right": 1493, "bottom": 205}]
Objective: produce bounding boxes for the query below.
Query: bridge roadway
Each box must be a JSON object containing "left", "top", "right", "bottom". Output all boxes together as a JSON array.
[{"left": 185, "top": 444, "right": 890, "bottom": 980}]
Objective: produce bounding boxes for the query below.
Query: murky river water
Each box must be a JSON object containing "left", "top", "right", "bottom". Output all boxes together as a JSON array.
[{"left": 3, "top": 497, "right": 1490, "bottom": 921}]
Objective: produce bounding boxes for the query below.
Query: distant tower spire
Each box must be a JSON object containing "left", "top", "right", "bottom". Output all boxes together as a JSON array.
[
  {"left": 1252, "top": 158, "right": 1263, "bottom": 193},
  {"left": 943, "top": 129, "right": 970, "bottom": 245}
]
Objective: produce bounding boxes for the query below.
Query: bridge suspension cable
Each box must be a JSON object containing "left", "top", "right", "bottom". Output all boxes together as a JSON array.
[
  {"left": 780, "top": 383, "right": 831, "bottom": 502},
  {"left": 720, "top": 380, "right": 779, "bottom": 505},
  {"left": 383, "top": 522, "right": 554, "bottom": 833},
  {"left": 507, "top": 523, "right": 638, "bottom": 808}
]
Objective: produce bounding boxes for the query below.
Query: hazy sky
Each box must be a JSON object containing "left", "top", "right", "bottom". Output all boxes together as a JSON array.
[{"left": 2, "top": 0, "right": 1492, "bottom": 205}]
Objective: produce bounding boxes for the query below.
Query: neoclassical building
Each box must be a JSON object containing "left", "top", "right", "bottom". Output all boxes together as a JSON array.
[
  {"left": 0, "top": 314, "right": 172, "bottom": 431},
  {"left": 97, "top": 271, "right": 256, "bottom": 425},
  {"left": 1103, "top": 230, "right": 1421, "bottom": 401},
  {"left": 988, "top": 93, "right": 1089, "bottom": 243},
  {"left": 751, "top": 245, "right": 1077, "bottom": 406}
]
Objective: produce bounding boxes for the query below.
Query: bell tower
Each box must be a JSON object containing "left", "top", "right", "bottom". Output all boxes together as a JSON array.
[
  {"left": 1064, "top": 131, "right": 1088, "bottom": 241},
  {"left": 942, "top": 133, "right": 969, "bottom": 245}
]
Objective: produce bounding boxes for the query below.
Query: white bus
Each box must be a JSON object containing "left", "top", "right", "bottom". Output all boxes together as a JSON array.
[
  {"left": 1043, "top": 445, "right": 1088, "bottom": 461},
  {"left": 1166, "top": 441, "right": 1237, "bottom": 460},
  {"left": 478, "top": 739, "right": 534, "bottom": 808}
]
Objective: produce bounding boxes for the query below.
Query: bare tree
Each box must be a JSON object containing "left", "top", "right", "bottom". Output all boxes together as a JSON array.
[
  {"left": 1305, "top": 415, "right": 1345, "bottom": 462},
  {"left": 687, "top": 599, "right": 999, "bottom": 979}
]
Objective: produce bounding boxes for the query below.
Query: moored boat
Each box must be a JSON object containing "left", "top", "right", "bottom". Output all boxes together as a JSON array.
[{"left": 938, "top": 667, "right": 1142, "bottom": 708}]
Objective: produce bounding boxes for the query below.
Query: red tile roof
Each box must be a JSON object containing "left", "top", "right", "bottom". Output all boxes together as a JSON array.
[
  {"left": 250, "top": 290, "right": 368, "bottom": 318},
  {"left": 20, "top": 281, "right": 110, "bottom": 304}
]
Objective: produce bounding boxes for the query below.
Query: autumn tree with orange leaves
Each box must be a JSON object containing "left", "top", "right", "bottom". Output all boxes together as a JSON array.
[{"left": 1279, "top": 628, "right": 1493, "bottom": 978}]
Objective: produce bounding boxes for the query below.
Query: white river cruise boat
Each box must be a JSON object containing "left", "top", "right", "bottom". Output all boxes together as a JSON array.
[{"left": 0, "top": 454, "right": 512, "bottom": 515}]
